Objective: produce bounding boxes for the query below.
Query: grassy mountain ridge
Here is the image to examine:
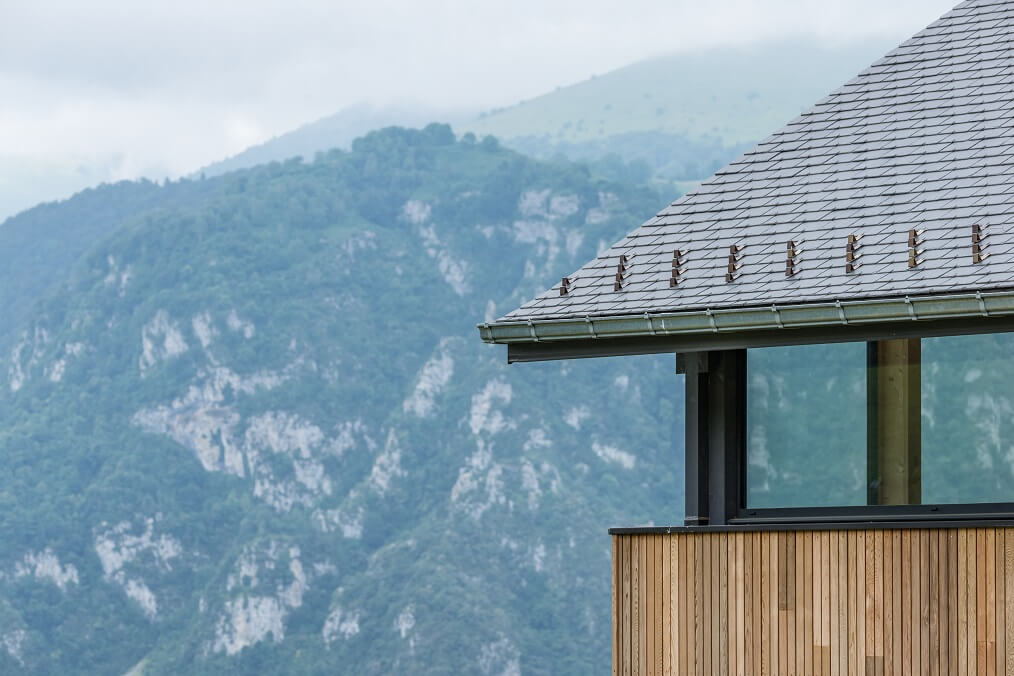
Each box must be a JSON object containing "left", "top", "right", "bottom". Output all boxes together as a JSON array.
[
  {"left": 0, "top": 40, "right": 890, "bottom": 224},
  {"left": 0, "top": 125, "right": 683, "bottom": 673},
  {"left": 186, "top": 40, "right": 892, "bottom": 195},
  {"left": 466, "top": 40, "right": 891, "bottom": 145}
]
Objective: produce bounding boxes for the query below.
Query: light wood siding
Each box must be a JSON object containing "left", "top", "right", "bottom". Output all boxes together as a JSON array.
[{"left": 612, "top": 528, "right": 1014, "bottom": 675}]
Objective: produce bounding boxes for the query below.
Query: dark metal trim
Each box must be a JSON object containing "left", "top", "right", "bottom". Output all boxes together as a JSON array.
[
  {"left": 683, "top": 353, "right": 709, "bottom": 525},
  {"left": 866, "top": 341, "right": 879, "bottom": 505},
  {"left": 608, "top": 516, "right": 1014, "bottom": 535},
  {"left": 732, "top": 502, "right": 1014, "bottom": 524},
  {"left": 708, "top": 350, "right": 745, "bottom": 525},
  {"left": 682, "top": 350, "right": 746, "bottom": 527},
  {"left": 505, "top": 315, "right": 1014, "bottom": 363}
]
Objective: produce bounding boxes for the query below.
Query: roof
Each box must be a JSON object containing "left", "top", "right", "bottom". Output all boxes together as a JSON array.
[{"left": 481, "top": 0, "right": 1014, "bottom": 348}]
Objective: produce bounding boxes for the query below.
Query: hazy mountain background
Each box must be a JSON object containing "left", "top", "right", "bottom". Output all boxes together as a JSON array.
[
  {"left": 197, "top": 40, "right": 890, "bottom": 195},
  {"left": 0, "top": 38, "right": 895, "bottom": 674},
  {"left": 0, "top": 40, "right": 888, "bottom": 221},
  {"left": 196, "top": 104, "right": 475, "bottom": 180},
  {"left": 466, "top": 41, "right": 888, "bottom": 143},
  {"left": 0, "top": 38, "right": 891, "bottom": 225}
]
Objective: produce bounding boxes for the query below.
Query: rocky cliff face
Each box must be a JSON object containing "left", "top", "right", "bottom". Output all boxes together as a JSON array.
[{"left": 0, "top": 126, "right": 682, "bottom": 674}]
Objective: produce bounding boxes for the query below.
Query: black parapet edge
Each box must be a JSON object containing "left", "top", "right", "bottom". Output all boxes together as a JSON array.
[
  {"left": 611, "top": 502, "right": 1014, "bottom": 534},
  {"left": 609, "top": 519, "right": 1014, "bottom": 535}
]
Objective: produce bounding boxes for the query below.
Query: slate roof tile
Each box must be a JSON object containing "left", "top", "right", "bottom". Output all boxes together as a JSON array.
[{"left": 499, "top": 0, "right": 1014, "bottom": 323}]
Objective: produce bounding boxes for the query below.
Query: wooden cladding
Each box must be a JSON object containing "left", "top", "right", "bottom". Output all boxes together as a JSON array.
[{"left": 611, "top": 528, "right": 1014, "bottom": 675}]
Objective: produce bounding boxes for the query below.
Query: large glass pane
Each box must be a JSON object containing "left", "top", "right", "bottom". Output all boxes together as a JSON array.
[
  {"left": 746, "top": 342, "right": 867, "bottom": 508},
  {"left": 922, "top": 332, "right": 1014, "bottom": 504}
]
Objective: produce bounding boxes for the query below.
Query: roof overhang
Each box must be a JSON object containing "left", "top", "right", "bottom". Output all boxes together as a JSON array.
[{"left": 478, "top": 289, "right": 1014, "bottom": 363}]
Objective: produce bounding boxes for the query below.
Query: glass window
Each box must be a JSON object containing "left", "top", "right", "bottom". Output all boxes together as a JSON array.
[
  {"left": 746, "top": 342, "right": 867, "bottom": 508},
  {"left": 922, "top": 332, "right": 1014, "bottom": 504},
  {"left": 745, "top": 331, "right": 1014, "bottom": 510}
]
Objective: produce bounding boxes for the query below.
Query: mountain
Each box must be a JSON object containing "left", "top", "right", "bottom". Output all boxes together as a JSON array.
[
  {"left": 0, "top": 155, "right": 152, "bottom": 229},
  {"left": 466, "top": 40, "right": 891, "bottom": 146},
  {"left": 0, "top": 40, "right": 891, "bottom": 225},
  {"left": 0, "top": 178, "right": 224, "bottom": 351},
  {"left": 190, "top": 40, "right": 893, "bottom": 193},
  {"left": 0, "top": 126, "right": 683, "bottom": 674},
  {"left": 197, "top": 104, "right": 474, "bottom": 179}
]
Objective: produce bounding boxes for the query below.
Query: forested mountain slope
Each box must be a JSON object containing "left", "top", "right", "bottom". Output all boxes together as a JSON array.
[
  {"left": 0, "top": 178, "right": 223, "bottom": 348},
  {"left": 0, "top": 126, "right": 682, "bottom": 674}
]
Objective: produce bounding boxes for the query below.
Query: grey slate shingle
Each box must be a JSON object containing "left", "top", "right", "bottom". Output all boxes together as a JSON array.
[{"left": 498, "top": 0, "right": 1014, "bottom": 325}]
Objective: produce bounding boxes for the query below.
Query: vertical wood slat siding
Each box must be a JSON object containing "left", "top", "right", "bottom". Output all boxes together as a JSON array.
[{"left": 612, "top": 528, "right": 1014, "bottom": 675}]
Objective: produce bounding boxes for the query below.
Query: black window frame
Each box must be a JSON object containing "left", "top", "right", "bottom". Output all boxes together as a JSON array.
[{"left": 682, "top": 323, "right": 1014, "bottom": 527}]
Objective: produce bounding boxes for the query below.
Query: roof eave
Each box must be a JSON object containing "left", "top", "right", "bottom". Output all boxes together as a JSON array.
[{"left": 478, "top": 289, "right": 1014, "bottom": 347}]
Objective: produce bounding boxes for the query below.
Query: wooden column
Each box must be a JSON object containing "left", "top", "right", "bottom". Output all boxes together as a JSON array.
[{"left": 868, "top": 339, "right": 922, "bottom": 505}]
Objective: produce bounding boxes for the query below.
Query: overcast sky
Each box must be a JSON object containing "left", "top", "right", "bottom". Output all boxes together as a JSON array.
[{"left": 0, "top": 0, "right": 956, "bottom": 202}]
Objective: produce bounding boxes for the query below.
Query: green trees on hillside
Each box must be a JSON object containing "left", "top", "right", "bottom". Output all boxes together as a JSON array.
[{"left": 0, "top": 127, "right": 678, "bottom": 674}]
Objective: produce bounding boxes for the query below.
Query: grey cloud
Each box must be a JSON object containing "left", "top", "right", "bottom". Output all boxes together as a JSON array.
[
  {"left": 0, "top": 0, "right": 959, "bottom": 221},
  {"left": 1, "top": 0, "right": 956, "bottom": 101}
]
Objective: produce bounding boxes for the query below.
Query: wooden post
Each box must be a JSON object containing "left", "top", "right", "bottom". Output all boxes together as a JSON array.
[{"left": 868, "top": 339, "right": 922, "bottom": 505}]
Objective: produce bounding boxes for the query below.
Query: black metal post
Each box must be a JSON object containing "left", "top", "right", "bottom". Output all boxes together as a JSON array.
[
  {"left": 681, "top": 350, "right": 746, "bottom": 526},
  {"left": 681, "top": 352, "right": 710, "bottom": 525}
]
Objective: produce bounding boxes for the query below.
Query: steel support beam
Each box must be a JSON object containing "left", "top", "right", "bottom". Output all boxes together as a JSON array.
[{"left": 682, "top": 350, "right": 745, "bottom": 526}]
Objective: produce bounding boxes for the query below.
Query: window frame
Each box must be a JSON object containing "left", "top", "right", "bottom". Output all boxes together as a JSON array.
[
  {"left": 732, "top": 502, "right": 1014, "bottom": 526},
  {"left": 729, "top": 330, "right": 1014, "bottom": 525}
]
